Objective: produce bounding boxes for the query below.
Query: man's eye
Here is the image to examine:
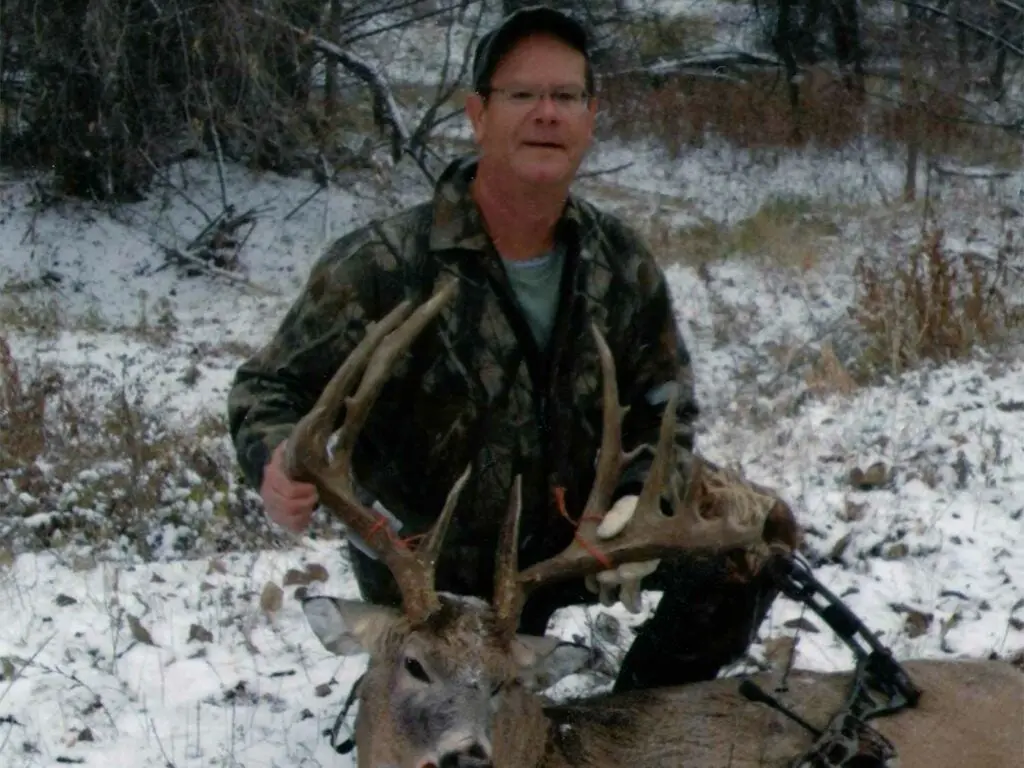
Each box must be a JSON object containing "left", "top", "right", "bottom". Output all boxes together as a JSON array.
[
  {"left": 510, "top": 90, "right": 535, "bottom": 101},
  {"left": 404, "top": 657, "right": 430, "bottom": 682}
]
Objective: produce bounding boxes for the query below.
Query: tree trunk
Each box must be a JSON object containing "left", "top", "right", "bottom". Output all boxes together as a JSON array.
[
  {"left": 897, "top": 1, "right": 923, "bottom": 203},
  {"left": 830, "top": 0, "right": 865, "bottom": 94}
]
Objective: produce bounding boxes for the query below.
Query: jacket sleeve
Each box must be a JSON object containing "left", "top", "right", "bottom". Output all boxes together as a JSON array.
[
  {"left": 226, "top": 229, "right": 389, "bottom": 491},
  {"left": 612, "top": 234, "right": 700, "bottom": 506}
]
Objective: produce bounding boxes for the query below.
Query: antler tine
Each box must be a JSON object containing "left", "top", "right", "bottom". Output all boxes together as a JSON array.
[
  {"left": 285, "top": 299, "right": 416, "bottom": 480},
  {"left": 286, "top": 278, "right": 462, "bottom": 622},
  {"left": 418, "top": 463, "right": 473, "bottom": 572},
  {"left": 492, "top": 474, "right": 524, "bottom": 636},
  {"left": 332, "top": 279, "right": 460, "bottom": 472},
  {"left": 517, "top": 324, "right": 768, "bottom": 591},
  {"left": 490, "top": 323, "right": 628, "bottom": 633},
  {"left": 581, "top": 323, "right": 631, "bottom": 521}
]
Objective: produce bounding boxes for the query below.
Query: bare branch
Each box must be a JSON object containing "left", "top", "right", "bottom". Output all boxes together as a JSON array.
[
  {"left": 903, "top": 1, "right": 1024, "bottom": 58},
  {"left": 577, "top": 161, "right": 635, "bottom": 179},
  {"left": 252, "top": 9, "right": 410, "bottom": 163}
]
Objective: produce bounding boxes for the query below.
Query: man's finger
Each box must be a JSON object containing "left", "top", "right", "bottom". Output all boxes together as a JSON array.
[
  {"left": 619, "top": 559, "right": 659, "bottom": 581},
  {"left": 620, "top": 579, "right": 643, "bottom": 614},
  {"left": 598, "top": 581, "right": 618, "bottom": 608},
  {"left": 266, "top": 470, "right": 318, "bottom": 498},
  {"left": 280, "top": 486, "right": 319, "bottom": 505},
  {"left": 261, "top": 486, "right": 312, "bottom": 526},
  {"left": 265, "top": 484, "right": 318, "bottom": 512},
  {"left": 597, "top": 495, "right": 639, "bottom": 540},
  {"left": 275, "top": 506, "right": 312, "bottom": 533}
]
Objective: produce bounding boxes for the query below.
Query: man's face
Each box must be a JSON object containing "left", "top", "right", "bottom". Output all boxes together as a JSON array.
[{"left": 467, "top": 32, "right": 597, "bottom": 188}]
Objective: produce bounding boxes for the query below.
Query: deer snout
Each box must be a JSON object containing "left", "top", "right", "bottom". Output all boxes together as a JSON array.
[{"left": 432, "top": 741, "right": 492, "bottom": 768}]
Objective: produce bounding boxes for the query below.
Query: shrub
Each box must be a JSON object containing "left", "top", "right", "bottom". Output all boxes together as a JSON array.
[{"left": 850, "top": 229, "right": 1022, "bottom": 376}]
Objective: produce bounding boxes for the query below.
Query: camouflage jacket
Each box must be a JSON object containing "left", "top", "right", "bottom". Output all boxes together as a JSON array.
[{"left": 227, "top": 155, "right": 699, "bottom": 596}]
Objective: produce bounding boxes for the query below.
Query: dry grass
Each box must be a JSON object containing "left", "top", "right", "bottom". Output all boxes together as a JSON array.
[
  {"left": 0, "top": 335, "right": 287, "bottom": 559},
  {"left": 597, "top": 66, "right": 1022, "bottom": 168},
  {"left": 1, "top": 283, "right": 200, "bottom": 346},
  {"left": 850, "top": 229, "right": 1023, "bottom": 377},
  {"left": 805, "top": 341, "right": 858, "bottom": 397},
  {"left": 639, "top": 194, "right": 842, "bottom": 270},
  {"left": 1, "top": 336, "right": 62, "bottom": 466},
  {"left": 728, "top": 195, "right": 842, "bottom": 269},
  {"left": 0, "top": 293, "right": 65, "bottom": 337}
]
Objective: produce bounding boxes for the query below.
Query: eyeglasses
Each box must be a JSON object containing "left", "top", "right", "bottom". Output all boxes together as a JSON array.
[{"left": 484, "top": 85, "right": 591, "bottom": 112}]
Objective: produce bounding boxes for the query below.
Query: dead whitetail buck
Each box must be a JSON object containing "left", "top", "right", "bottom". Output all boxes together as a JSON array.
[{"left": 286, "top": 278, "right": 1023, "bottom": 768}]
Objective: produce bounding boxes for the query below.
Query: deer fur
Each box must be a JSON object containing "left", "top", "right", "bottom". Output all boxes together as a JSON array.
[{"left": 304, "top": 592, "right": 1023, "bottom": 768}]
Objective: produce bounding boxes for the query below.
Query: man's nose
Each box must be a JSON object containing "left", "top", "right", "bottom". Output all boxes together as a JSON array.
[{"left": 530, "top": 93, "right": 561, "bottom": 120}]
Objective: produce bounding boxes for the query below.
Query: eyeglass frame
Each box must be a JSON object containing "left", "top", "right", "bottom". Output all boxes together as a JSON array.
[{"left": 478, "top": 84, "right": 594, "bottom": 112}]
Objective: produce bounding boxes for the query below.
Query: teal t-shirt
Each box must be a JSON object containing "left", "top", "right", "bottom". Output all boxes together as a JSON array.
[{"left": 501, "top": 244, "right": 565, "bottom": 350}]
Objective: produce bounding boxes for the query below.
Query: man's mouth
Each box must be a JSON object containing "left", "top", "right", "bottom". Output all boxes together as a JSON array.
[{"left": 523, "top": 141, "right": 564, "bottom": 149}]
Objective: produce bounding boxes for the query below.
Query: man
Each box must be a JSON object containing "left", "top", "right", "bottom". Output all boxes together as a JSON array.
[{"left": 227, "top": 5, "right": 795, "bottom": 692}]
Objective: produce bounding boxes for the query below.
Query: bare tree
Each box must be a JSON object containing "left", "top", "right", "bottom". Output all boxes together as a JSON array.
[{"left": 0, "top": 0, "right": 485, "bottom": 199}]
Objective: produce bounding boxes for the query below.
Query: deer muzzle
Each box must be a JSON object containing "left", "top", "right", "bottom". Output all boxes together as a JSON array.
[{"left": 420, "top": 740, "right": 491, "bottom": 768}]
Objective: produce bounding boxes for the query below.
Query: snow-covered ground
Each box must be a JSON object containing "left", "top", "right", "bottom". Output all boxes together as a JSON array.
[
  {"left": 2, "top": 140, "right": 1021, "bottom": 764},
  {"left": 3, "top": 6, "right": 1024, "bottom": 766}
]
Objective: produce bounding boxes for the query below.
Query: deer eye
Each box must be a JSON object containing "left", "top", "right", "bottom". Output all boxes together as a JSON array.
[{"left": 403, "top": 656, "right": 431, "bottom": 683}]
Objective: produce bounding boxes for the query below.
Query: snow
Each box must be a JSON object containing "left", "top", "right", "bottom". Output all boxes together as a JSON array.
[
  {"left": 3, "top": 160, "right": 1023, "bottom": 767},
  {"left": 3, "top": 10, "right": 1024, "bottom": 768},
  {"left": 0, "top": 542, "right": 364, "bottom": 766}
]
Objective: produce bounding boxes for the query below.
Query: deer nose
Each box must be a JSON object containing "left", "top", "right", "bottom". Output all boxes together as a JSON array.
[{"left": 437, "top": 742, "right": 492, "bottom": 768}]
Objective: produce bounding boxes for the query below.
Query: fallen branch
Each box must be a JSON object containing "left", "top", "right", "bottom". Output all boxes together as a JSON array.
[
  {"left": 578, "top": 161, "right": 634, "bottom": 179},
  {"left": 931, "top": 164, "right": 1014, "bottom": 180},
  {"left": 157, "top": 205, "right": 276, "bottom": 294},
  {"left": 160, "top": 246, "right": 259, "bottom": 287},
  {"left": 606, "top": 50, "right": 783, "bottom": 81}
]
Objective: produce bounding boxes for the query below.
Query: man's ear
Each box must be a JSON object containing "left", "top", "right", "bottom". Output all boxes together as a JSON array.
[
  {"left": 465, "top": 91, "right": 487, "bottom": 143},
  {"left": 302, "top": 596, "right": 403, "bottom": 656},
  {"left": 511, "top": 634, "right": 592, "bottom": 690}
]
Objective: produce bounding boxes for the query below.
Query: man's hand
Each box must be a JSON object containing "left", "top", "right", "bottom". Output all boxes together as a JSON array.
[
  {"left": 260, "top": 441, "right": 319, "bottom": 533},
  {"left": 585, "top": 495, "right": 660, "bottom": 614}
]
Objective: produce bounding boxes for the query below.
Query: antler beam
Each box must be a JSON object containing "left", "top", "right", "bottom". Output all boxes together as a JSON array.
[{"left": 285, "top": 278, "right": 466, "bottom": 623}]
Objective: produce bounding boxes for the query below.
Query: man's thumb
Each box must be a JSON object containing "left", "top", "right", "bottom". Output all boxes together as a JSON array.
[{"left": 596, "top": 495, "right": 639, "bottom": 540}]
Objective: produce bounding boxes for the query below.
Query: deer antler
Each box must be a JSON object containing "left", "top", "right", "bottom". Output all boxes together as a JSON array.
[
  {"left": 494, "top": 322, "right": 773, "bottom": 631},
  {"left": 285, "top": 278, "right": 468, "bottom": 623}
]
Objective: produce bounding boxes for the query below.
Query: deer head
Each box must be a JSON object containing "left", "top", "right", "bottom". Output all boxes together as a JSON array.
[{"left": 287, "top": 278, "right": 770, "bottom": 768}]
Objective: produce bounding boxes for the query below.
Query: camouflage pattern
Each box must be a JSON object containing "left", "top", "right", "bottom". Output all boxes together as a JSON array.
[
  {"left": 227, "top": 154, "right": 788, "bottom": 687},
  {"left": 228, "top": 153, "right": 698, "bottom": 592}
]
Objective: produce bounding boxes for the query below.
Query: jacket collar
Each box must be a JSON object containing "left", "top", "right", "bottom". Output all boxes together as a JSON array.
[{"left": 427, "top": 154, "right": 586, "bottom": 254}]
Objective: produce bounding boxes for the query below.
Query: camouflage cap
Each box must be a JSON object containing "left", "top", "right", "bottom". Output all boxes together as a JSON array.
[{"left": 471, "top": 5, "right": 590, "bottom": 93}]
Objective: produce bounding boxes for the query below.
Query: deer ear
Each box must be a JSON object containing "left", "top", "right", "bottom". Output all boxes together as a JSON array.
[
  {"left": 511, "top": 635, "right": 592, "bottom": 690},
  {"left": 302, "top": 596, "right": 403, "bottom": 656}
]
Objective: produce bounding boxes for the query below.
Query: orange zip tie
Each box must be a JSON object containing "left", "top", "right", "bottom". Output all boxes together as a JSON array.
[
  {"left": 398, "top": 532, "right": 426, "bottom": 549},
  {"left": 553, "top": 486, "right": 613, "bottom": 571},
  {"left": 366, "top": 513, "right": 411, "bottom": 551},
  {"left": 367, "top": 515, "right": 389, "bottom": 541}
]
